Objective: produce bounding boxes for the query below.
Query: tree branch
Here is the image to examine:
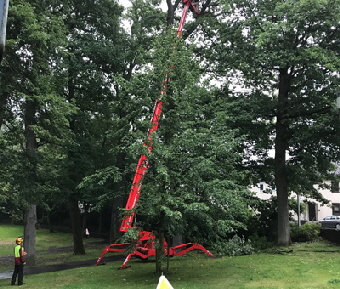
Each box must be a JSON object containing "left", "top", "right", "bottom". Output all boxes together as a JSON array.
[{"left": 287, "top": 106, "right": 331, "bottom": 119}]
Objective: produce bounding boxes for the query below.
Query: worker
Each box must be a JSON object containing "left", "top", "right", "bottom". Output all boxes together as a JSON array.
[{"left": 11, "top": 237, "right": 26, "bottom": 286}]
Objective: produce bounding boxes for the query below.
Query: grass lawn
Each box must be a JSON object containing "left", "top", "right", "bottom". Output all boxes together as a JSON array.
[
  {"left": 1, "top": 224, "right": 340, "bottom": 288},
  {"left": 0, "top": 224, "right": 102, "bottom": 268}
]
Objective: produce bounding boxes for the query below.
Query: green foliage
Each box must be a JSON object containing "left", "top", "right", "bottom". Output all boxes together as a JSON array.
[
  {"left": 245, "top": 195, "right": 309, "bottom": 243},
  {"left": 111, "top": 27, "right": 254, "bottom": 271},
  {"left": 205, "top": 0, "right": 340, "bottom": 245},
  {"left": 245, "top": 196, "right": 278, "bottom": 242},
  {"left": 0, "top": 0, "right": 80, "bottom": 221},
  {"left": 132, "top": 30, "right": 252, "bottom": 248},
  {"left": 212, "top": 0, "right": 340, "bottom": 197},
  {"left": 290, "top": 222, "right": 321, "bottom": 242},
  {"left": 249, "top": 233, "right": 273, "bottom": 251},
  {"left": 289, "top": 197, "right": 307, "bottom": 215},
  {"left": 212, "top": 235, "right": 254, "bottom": 256}
]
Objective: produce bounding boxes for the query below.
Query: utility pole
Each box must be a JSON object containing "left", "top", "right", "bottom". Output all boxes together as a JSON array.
[
  {"left": 297, "top": 194, "right": 301, "bottom": 226},
  {"left": 0, "top": 0, "right": 9, "bottom": 64}
]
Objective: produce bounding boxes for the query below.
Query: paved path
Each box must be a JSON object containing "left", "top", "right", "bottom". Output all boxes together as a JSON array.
[{"left": 0, "top": 255, "right": 125, "bottom": 280}]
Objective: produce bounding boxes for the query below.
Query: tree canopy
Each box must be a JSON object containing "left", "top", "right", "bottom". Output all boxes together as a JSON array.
[
  {"left": 206, "top": 0, "right": 340, "bottom": 245},
  {"left": 1, "top": 0, "right": 340, "bottom": 271}
]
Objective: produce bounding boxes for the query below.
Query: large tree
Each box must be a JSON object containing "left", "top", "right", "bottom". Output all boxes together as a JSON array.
[
  {"left": 119, "top": 28, "right": 252, "bottom": 272},
  {"left": 54, "top": 0, "right": 130, "bottom": 254},
  {"left": 76, "top": 0, "right": 170, "bottom": 243},
  {"left": 0, "top": 0, "right": 71, "bottom": 264},
  {"left": 209, "top": 0, "right": 340, "bottom": 245}
]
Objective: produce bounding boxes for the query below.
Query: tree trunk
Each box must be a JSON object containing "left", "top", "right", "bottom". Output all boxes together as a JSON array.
[
  {"left": 166, "top": 0, "right": 175, "bottom": 27},
  {"left": 275, "top": 68, "right": 291, "bottom": 246},
  {"left": 66, "top": 57, "right": 85, "bottom": 254},
  {"left": 156, "top": 231, "right": 165, "bottom": 273},
  {"left": 24, "top": 204, "right": 36, "bottom": 265},
  {"left": 0, "top": 90, "right": 8, "bottom": 126},
  {"left": 82, "top": 203, "right": 89, "bottom": 234},
  {"left": 110, "top": 189, "right": 124, "bottom": 243},
  {"left": 98, "top": 210, "right": 103, "bottom": 234},
  {"left": 171, "top": 235, "right": 182, "bottom": 247},
  {"left": 109, "top": 200, "right": 120, "bottom": 243},
  {"left": 109, "top": 152, "right": 126, "bottom": 243},
  {"left": 23, "top": 97, "right": 38, "bottom": 265},
  {"left": 155, "top": 209, "right": 166, "bottom": 273},
  {"left": 166, "top": 237, "right": 170, "bottom": 272},
  {"left": 69, "top": 198, "right": 85, "bottom": 255},
  {"left": 47, "top": 210, "right": 54, "bottom": 233}
]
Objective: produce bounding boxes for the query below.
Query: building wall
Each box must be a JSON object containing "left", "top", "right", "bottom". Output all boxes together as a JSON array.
[
  {"left": 251, "top": 181, "right": 340, "bottom": 222},
  {"left": 313, "top": 181, "right": 339, "bottom": 220},
  {"left": 252, "top": 182, "right": 276, "bottom": 200}
]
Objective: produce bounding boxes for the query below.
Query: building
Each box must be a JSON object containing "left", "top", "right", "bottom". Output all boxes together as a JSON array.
[{"left": 251, "top": 180, "right": 340, "bottom": 222}]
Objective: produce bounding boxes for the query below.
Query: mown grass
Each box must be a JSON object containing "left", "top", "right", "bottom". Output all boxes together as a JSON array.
[
  {"left": 0, "top": 225, "right": 24, "bottom": 255},
  {"left": 0, "top": 224, "right": 103, "bottom": 268},
  {"left": 1, "top": 224, "right": 340, "bottom": 288}
]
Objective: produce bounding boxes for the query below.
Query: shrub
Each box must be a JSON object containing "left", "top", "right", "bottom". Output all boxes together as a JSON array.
[
  {"left": 212, "top": 235, "right": 254, "bottom": 256},
  {"left": 290, "top": 222, "right": 321, "bottom": 242},
  {"left": 249, "top": 233, "right": 273, "bottom": 251},
  {"left": 244, "top": 196, "right": 278, "bottom": 242}
]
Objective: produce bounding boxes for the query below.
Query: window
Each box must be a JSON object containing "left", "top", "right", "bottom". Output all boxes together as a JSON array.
[
  {"left": 331, "top": 181, "right": 339, "bottom": 193},
  {"left": 332, "top": 203, "right": 340, "bottom": 216},
  {"left": 260, "top": 184, "right": 264, "bottom": 191}
]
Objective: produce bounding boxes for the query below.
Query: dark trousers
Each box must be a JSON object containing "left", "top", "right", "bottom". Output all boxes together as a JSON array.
[{"left": 11, "top": 264, "right": 23, "bottom": 285}]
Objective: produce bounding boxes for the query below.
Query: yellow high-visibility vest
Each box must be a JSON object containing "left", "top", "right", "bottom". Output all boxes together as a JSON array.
[{"left": 14, "top": 245, "right": 23, "bottom": 257}]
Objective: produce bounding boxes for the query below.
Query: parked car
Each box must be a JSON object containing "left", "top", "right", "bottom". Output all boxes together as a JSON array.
[{"left": 320, "top": 216, "right": 340, "bottom": 230}]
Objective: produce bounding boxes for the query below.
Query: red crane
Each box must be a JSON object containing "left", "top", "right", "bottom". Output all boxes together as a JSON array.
[{"left": 96, "top": 0, "right": 214, "bottom": 269}]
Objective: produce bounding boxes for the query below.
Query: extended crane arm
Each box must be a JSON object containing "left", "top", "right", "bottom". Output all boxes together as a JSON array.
[
  {"left": 119, "top": 0, "right": 198, "bottom": 233},
  {"left": 119, "top": 100, "right": 163, "bottom": 232},
  {"left": 96, "top": 0, "right": 215, "bottom": 269}
]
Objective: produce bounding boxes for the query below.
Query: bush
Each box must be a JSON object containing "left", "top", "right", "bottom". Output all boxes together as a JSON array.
[
  {"left": 212, "top": 235, "right": 254, "bottom": 256},
  {"left": 290, "top": 222, "right": 321, "bottom": 242},
  {"left": 249, "top": 233, "right": 273, "bottom": 251}
]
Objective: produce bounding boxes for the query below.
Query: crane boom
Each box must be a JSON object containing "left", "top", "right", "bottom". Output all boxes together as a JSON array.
[
  {"left": 97, "top": 0, "right": 215, "bottom": 269},
  {"left": 120, "top": 0, "right": 199, "bottom": 233},
  {"left": 119, "top": 100, "right": 163, "bottom": 232}
]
